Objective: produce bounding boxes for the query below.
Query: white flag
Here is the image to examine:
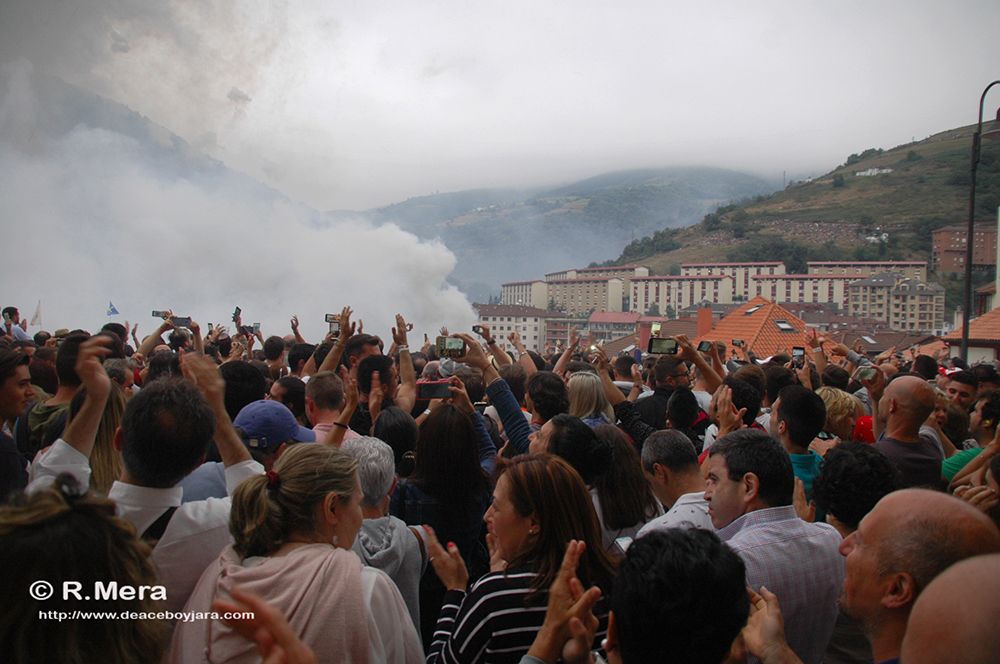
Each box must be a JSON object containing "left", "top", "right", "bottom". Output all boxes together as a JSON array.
[{"left": 29, "top": 300, "right": 41, "bottom": 327}]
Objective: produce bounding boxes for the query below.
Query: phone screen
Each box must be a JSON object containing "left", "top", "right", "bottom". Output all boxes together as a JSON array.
[
  {"left": 648, "top": 338, "right": 678, "bottom": 355},
  {"left": 417, "top": 381, "right": 454, "bottom": 400}
]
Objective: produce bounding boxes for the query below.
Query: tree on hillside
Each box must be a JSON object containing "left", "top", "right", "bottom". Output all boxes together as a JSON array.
[
  {"left": 832, "top": 173, "right": 845, "bottom": 188},
  {"left": 668, "top": 263, "right": 681, "bottom": 276}
]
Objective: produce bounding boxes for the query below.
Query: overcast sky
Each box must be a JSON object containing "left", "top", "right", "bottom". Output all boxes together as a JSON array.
[{"left": 3, "top": 0, "right": 999, "bottom": 212}]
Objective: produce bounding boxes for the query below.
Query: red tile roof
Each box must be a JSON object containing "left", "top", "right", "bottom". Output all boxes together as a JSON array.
[
  {"left": 807, "top": 261, "right": 926, "bottom": 266},
  {"left": 589, "top": 311, "right": 642, "bottom": 324},
  {"left": 944, "top": 306, "right": 1000, "bottom": 343},
  {"left": 501, "top": 280, "right": 543, "bottom": 286},
  {"left": 574, "top": 265, "right": 647, "bottom": 272},
  {"left": 699, "top": 296, "right": 812, "bottom": 357},
  {"left": 546, "top": 277, "right": 624, "bottom": 283}
]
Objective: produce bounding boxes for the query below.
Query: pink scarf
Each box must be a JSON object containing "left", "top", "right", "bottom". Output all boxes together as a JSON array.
[{"left": 168, "top": 543, "right": 371, "bottom": 664}]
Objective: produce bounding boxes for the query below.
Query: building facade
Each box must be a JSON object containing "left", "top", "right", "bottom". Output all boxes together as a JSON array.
[
  {"left": 680, "top": 262, "right": 786, "bottom": 300},
  {"left": 631, "top": 275, "right": 735, "bottom": 315},
  {"left": 847, "top": 273, "right": 945, "bottom": 333},
  {"left": 499, "top": 280, "right": 548, "bottom": 309},
  {"left": 474, "top": 305, "right": 562, "bottom": 352},
  {"left": 545, "top": 277, "right": 624, "bottom": 317},
  {"left": 932, "top": 225, "right": 997, "bottom": 273},
  {"left": 807, "top": 261, "right": 927, "bottom": 281}
]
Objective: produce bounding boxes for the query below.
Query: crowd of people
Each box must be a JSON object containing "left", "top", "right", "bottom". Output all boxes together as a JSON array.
[{"left": 2, "top": 301, "right": 1000, "bottom": 664}]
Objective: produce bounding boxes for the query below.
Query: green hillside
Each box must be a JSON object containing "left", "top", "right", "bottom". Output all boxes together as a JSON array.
[{"left": 606, "top": 125, "right": 1000, "bottom": 290}]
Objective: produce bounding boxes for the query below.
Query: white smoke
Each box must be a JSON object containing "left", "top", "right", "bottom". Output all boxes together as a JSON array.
[{"left": 0, "top": 60, "right": 476, "bottom": 343}]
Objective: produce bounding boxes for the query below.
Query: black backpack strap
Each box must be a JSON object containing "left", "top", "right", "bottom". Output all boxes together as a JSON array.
[{"left": 141, "top": 506, "right": 178, "bottom": 545}]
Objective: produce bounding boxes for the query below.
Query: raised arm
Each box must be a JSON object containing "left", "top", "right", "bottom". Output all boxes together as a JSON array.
[
  {"left": 290, "top": 315, "right": 306, "bottom": 344},
  {"left": 392, "top": 314, "right": 416, "bottom": 413},
  {"left": 676, "top": 334, "right": 722, "bottom": 394},
  {"left": 62, "top": 336, "right": 113, "bottom": 458},
  {"left": 456, "top": 333, "right": 532, "bottom": 455},
  {"left": 508, "top": 331, "right": 538, "bottom": 378},
  {"left": 448, "top": 375, "right": 497, "bottom": 474},
  {"left": 476, "top": 324, "right": 512, "bottom": 367},
  {"left": 189, "top": 319, "right": 205, "bottom": 355},
  {"left": 323, "top": 369, "right": 358, "bottom": 447},
  {"left": 553, "top": 326, "right": 580, "bottom": 378},
  {"left": 136, "top": 312, "right": 174, "bottom": 358},
  {"left": 808, "top": 331, "right": 828, "bottom": 374},
  {"left": 317, "top": 307, "right": 355, "bottom": 375},
  {"left": 180, "top": 352, "right": 252, "bottom": 467}
]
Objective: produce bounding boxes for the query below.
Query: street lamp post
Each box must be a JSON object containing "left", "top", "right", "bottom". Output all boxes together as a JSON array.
[{"left": 960, "top": 81, "right": 1000, "bottom": 362}]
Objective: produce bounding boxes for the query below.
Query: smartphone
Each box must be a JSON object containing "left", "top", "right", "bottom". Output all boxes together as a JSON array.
[
  {"left": 697, "top": 340, "right": 713, "bottom": 353},
  {"left": 732, "top": 339, "right": 743, "bottom": 347},
  {"left": 614, "top": 536, "right": 633, "bottom": 555},
  {"left": 852, "top": 366, "right": 878, "bottom": 381},
  {"left": 232, "top": 306, "right": 241, "bottom": 322},
  {"left": 792, "top": 347, "right": 805, "bottom": 368},
  {"left": 207, "top": 323, "right": 214, "bottom": 332},
  {"left": 253, "top": 323, "right": 260, "bottom": 334},
  {"left": 650, "top": 322, "right": 661, "bottom": 336},
  {"left": 240, "top": 326, "right": 254, "bottom": 337},
  {"left": 472, "top": 325, "right": 484, "bottom": 335},
  {"left": 152, "top": 310, "right": 169, "bottom": 319},
  {"left": 648, "top": 338, "right": 678, "bottom": 355},
  {"left": 417, "top": 380, "right": 454, "bottom": 400},
  {"left": 325, "top": 314, "right": 341, "bottom": 336},
  {"left": 170, "top": 317, "right": 192, "bottom": 328},
  {"left": 436, "top": 336, "right": 465, "bottom": 359}
]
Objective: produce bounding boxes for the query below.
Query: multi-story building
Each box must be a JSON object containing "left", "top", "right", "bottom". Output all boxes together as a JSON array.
[
  {"left": 630, "top": 275, "right": 734, "bottom": 315},
  {"left": 501, "top": 265, "right": 649, "bottom": 316},
  {"left": 473, "top": 305, "right": 562, "bottom": 352},
  {"left": 932, "top": 225, "right": 997, "bottom": 273},
  {"left": 545, "top": 277, "right": 624, "bottom": 317},
  {"left": 499, "top": 280, "right": 548, "bottom": 309},
  {"left": 847, "top": 273, "right": 945, "bottom": 333},
  {"left": 544, "top": 265, "right": 649, "bottom": 283},
  {"left": 749, "top": 274, "right": 855, "bottom": 309},
  {"left": 588, "top": 311, "right": 642, "bottom": 344},
  {"left": 807, "top": 261, "right": 927, "bottom": 281},
  {"left": 680, "top": 262, "right": 785, "bottom": 300}
]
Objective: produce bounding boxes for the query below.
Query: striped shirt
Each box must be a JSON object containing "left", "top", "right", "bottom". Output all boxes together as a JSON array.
[
  {"left": 426, "top": 564, "right": 608, "bottom": 664},
  {"left": 718, "top": 506, "right": 845, "bottom": 664}
]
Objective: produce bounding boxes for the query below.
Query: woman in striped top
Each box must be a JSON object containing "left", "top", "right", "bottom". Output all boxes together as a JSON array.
[{"left": 424, "top": 454, "right": 617, "bottom": 664}]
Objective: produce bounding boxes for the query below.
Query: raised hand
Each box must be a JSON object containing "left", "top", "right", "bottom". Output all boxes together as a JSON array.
[{"left": 424, "top": 525, "right": 469, "bottom": 591}]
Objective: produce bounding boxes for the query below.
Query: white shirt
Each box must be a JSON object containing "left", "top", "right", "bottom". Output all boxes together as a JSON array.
[
  {"left": 27, "top": 438, "right": 263, "bottom": 613},
  {"left": 109, "top": 460, "right": 263, "bottom": 612},
  {"left": 637, "top": 491, "right": 714, "bottom": 538}
]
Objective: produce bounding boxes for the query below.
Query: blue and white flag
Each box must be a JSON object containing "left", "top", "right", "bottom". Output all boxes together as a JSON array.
[{"left": 107, "top": 301, "right": 120, "bottom": 316}]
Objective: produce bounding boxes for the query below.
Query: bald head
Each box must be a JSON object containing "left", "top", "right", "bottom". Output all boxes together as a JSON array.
[
  {"left": 879, "top": 363, "right": 898, "bottom": 378},
  {"left": 882, "top": 376, "right": 935, "bottom": 437},
  {"left": 901, "top": 554, "right": 1000, "bottom": 664},
  {"left": 873, "top": 489, "right": 1000, "bottom": 597}
]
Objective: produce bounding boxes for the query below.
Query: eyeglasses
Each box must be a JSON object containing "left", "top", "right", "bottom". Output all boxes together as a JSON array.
[{"left": 670, "top": 372, "right": 691, "bottom": 379}]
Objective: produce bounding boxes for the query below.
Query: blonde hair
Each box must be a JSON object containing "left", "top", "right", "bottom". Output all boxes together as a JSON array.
[
  {"left": 0, "top": 475, "right": 165, "bottom": 663},
  {"left": 229, "top": 443, "right": 358, "bottom": 558},
  {"left": 68, "top": 382, "right": 126, "bottom": 495},
  {"left": 817, "top": 387, "right": 865, "bottom": 434},
  {"left": 568, "top": 372, "right": 614, "bottom": 423}
]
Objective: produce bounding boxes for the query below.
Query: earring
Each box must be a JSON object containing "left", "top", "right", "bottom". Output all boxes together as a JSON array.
[{"left": 529, "top": 528, "right": 538, "bottom": 535}]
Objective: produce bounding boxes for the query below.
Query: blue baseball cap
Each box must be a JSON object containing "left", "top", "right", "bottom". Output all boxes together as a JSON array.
[{"left": 234, "top": 400, "right": 316, "bottom": 450}]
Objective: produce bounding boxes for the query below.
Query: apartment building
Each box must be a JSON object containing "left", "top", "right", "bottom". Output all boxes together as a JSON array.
[
  {"left": 474, "top": 304, "right": 563, "bottom": 352},
  {"left": 499, "top": 280, "right": 548, "bottom": 309},
  {"left": 750, "top": 274, "right": 854, "bottom": 309},
  {"left": 847, "top": 273, "right": 945, "bottom": 333},
  {"left": 808, "top": 261, "right": 927, "bottom": 281},
  {"left": 932, "top": 225, "right": 997, "bottom": 273},
  {"left": 680, "top": 262, "right": 785, "bottom": 300},
  {"left": 545, "top": 277, "right": 624, "bottom": 317},
  {"left": 631, "top": 275, "right": 735, "bottom": 315}
]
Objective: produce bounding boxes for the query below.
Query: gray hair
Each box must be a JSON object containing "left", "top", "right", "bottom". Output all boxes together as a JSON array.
[
  {"left": 104, "top": 358, "right": 134, "bottom": 385},
  {"left": 640, "top": 430, "right": 699, "bottom": 474},
  {"left": 340, "top": 436, "right": 396, "bottom": 508}
]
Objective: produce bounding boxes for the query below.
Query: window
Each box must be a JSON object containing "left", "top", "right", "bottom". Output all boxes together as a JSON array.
[{"left": 775, "top": 320, "right": 794, "bottom": 332}]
